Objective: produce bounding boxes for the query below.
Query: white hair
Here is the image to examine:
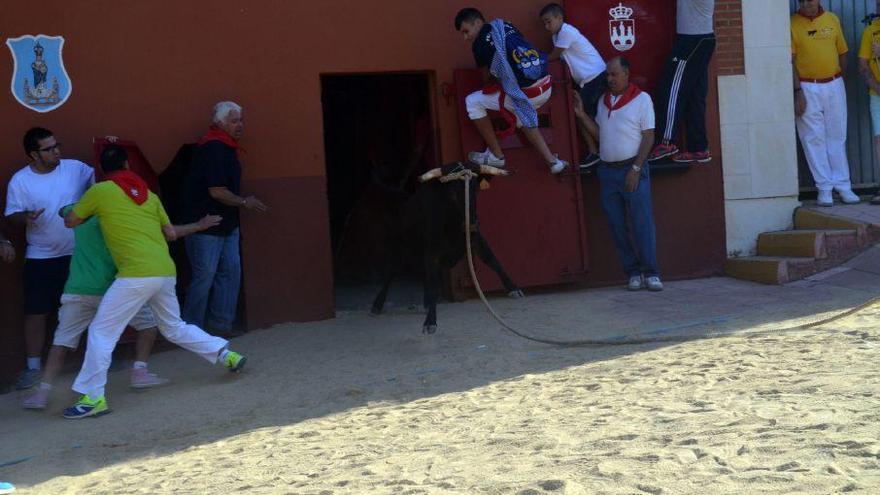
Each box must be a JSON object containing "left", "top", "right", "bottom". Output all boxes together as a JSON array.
[{"left": 212, "top": 101, "right": 242, "bottom": 124}]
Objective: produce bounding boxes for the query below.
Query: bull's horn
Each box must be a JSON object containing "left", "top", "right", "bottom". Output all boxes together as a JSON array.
[
  {"left": 418, "top": 168, "right": 442, "bottom": 182},
  {"left": 479, "top": 165, "right": 510, "bottom": 176}
]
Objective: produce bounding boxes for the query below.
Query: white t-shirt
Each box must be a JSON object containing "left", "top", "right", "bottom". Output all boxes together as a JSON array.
[
  {"left": 553, "top": 23, "right": 606, "bottom": 88},
  {"left": 4, "top": 159, "right": 95, "bottom": 259},
  {"left": 677, "top": 0, "right": 715, "bottom": 35},
  {"left": 596, "top": 92, "right": 655, "bottom": 162}
]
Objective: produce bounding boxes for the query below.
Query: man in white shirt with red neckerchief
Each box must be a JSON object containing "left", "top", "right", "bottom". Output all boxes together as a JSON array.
[
  {"left": 573, "top": 57, "right": 663, "bottom": 292},
  {"left": 4, "top": 127, "right": 94, "bottom": 390}
]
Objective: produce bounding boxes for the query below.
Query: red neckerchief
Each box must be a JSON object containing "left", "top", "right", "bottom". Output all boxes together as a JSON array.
[
  {"left": 198, "top": 125, "right": 242, "bottom": 152},
  {"left": 604, "top": 83, "right": 642, "bottom": 118},
  {"left": 106, "top": 170, "right": 149, "bottom": 205},
  {"left": 797, "top": 5, "right": 825, "bottom": 22}
]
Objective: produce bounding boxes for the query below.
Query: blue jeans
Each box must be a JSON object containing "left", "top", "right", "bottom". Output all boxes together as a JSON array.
[
  {"left": 597, "top": 164, "right": 659, "bottom": 278},
  {"left": 182, "top": 229, "right": 241, "bottom": 331}
]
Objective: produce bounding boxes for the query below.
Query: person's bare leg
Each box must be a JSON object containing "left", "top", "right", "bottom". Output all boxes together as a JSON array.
[
  {"left": 134, "top": 327, "right": 158, "bottom": 363},
  {"left": 520, "top": 127, "right": 557, "bottom": 164},
  {"left": 40, "top": 345, "right": 68, "bottom": 385},
  {"left": 24, "top": 314, "right": 46, "bottom": 362},
  {"left": 472, "top": 117, "right": 504, "bottom": 158},
  {"left": 873, "top": 136, "right": 880, "bottom": 202}
]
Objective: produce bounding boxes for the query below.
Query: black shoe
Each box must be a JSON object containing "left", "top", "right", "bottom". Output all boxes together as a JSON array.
[{"left": 579, "top": 153, "right": 600, "bottom": 169}]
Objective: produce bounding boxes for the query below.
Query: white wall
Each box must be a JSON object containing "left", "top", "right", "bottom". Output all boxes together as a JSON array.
[{"left": 721, "top": 0, "right": 801, "bottom": 256}]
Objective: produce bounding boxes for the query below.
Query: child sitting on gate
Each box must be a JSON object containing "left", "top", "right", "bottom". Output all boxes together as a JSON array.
[{"left": 540, "top": 2, "right": 607, "bottom": 170}]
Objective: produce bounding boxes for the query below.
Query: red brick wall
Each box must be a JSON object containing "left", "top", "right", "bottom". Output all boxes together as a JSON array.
[{"left": 715, "top": 0, "right": 745, "bottom": 76}]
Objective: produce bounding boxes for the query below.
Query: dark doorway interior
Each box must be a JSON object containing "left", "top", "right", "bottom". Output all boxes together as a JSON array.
[{"left": 321, "top": 73, "right": 437, "bottom": 309}]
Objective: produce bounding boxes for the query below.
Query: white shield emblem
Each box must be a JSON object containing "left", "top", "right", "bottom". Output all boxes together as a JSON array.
[
  {"left": 6, "top": 35, "right": 72, "bottom": 113},
  {"left": 609, "top": 3, "right": 636, "bottom": 52}
]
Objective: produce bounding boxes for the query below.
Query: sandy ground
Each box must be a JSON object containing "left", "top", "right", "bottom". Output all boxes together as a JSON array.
[{"left": 1, "top": 285, "right": 879, "bottom": 494}]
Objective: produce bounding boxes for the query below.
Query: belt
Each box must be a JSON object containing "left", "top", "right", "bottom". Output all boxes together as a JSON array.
[
  {"left": 522, "top": 75, "right": 552, "bottom": 98},
  {"left": 600, "top": 156, "right": 638, "bottom": 169},
  {"left": 799, "top": 72, "right": 842, "bottom": 84}
]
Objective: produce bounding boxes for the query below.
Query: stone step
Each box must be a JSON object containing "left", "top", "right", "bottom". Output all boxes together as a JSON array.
[
  {"left": 757, "top": 230, "right": 827, "bottom": 259},
  {"left": 724, "top": 256, "right": 817, "bottom": 285},
  {"left": 793, "top": 207, "right": 869, "bottom": 247}
]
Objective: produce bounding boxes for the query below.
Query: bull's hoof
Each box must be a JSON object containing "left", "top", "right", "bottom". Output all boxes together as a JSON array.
[
  {"left": 422, "top": 324, "right": 438, "bottom": 335},
  {"left": 508, "top": 289, "right": 525, "bottom": 299}
]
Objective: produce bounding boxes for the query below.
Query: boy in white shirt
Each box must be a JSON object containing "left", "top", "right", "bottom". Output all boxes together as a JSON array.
[{"left": 541, "top": 2, "right": 607, "bottom": 169}]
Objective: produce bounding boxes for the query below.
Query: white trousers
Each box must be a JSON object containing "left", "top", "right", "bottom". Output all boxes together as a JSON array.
[
  {"left": 72, "top": 277, "right": 228, "bottom": 398},
  {"left": 795, "top": 79, "right": 852, "bottom": 192},
  {"left": 465, "top": 84, "right": 552, "bottom": 123}
]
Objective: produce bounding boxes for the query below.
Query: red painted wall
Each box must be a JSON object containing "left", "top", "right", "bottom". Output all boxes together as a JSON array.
[{"left": 0, "top": 0, "right": 730, "bottom": 381}]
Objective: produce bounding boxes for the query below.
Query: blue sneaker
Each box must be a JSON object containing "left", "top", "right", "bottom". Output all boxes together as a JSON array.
[
  {"left": 14, "top": 369, "right": 41, "bottom": 390},
  {"left": 0, "top": 481, "right": 15, "bottom": 494},
  {"left": 63, "top": 395, "right": 110, "bottom": 419}
]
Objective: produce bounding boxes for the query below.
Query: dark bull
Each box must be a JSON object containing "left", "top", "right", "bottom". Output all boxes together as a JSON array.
[{"left": 370, "top": 162, "right": 524, "bottom": 334}]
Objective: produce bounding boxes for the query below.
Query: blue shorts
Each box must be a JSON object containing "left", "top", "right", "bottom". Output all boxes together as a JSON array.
[{"left": 871, "top": 94, "right": 880, "bottom": 137}]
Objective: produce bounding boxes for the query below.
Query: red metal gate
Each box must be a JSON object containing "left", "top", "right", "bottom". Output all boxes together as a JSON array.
[{"left": 451, "top": 60, "right": 589, "bottom": 293}]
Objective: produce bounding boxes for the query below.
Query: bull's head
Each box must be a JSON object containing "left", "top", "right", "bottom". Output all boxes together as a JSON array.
[{"left": 417, "top": 161, "right": 510, "bottom": 183}]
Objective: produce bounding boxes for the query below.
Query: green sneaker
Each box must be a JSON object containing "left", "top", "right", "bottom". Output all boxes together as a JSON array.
[
  {"left": 63, "top": 395, "right": 110, "bottom": 419},
  {"left": 223, "top": 351, "right": 247, "bottom": 372}
]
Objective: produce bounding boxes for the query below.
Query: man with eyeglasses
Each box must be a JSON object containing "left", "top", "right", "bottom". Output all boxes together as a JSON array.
[{"left": 4, "top": 127, "right": 94, "bottom": 390}]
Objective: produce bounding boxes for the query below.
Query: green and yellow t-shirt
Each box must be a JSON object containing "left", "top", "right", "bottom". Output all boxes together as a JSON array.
[
  {"left": 791, "top": 10, "right": 848, "bottom": 80},
  {"left": 859, "top": 19, "right": 880, "bottom": 95},
  {"left": 72, "top": 181, "right": 176, "bottom": 278},
  {"left": 61, "top": 205, "right": 117, "bottom": 296}
]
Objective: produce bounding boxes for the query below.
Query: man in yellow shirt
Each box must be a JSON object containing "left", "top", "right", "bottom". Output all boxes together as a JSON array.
[
  {"left": 791, "top": 0, "right": 859, "bottom": 206},
  {"left": 859, "top": 2, "right": 880, "bottom": 205},
  {"left": 61, "top": 145, "right": 248, "bottom": 419}
]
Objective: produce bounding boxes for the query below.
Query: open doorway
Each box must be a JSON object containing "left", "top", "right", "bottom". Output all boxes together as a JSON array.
[{"left": 321, "top": 73, "right": 438, "bottom": 310}]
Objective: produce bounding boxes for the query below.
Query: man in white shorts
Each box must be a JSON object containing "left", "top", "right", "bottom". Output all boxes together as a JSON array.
[{"left": 455, "top": 7, "right": 569, "bottom": 174}]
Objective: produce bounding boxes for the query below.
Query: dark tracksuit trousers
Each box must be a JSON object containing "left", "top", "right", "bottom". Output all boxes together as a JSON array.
[{"left": 654, "top": 33, "right": 716, "bottom": 152}]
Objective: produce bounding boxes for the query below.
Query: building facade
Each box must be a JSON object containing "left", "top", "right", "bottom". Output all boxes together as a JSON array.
[{"left": 0, "top": 0, "right": 801, "bottom": 381}]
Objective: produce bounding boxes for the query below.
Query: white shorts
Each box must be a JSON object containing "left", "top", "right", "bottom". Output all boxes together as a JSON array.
[
  {"left": 465, "top": 80, "right": 552, "bottom": 124},
  {"left": 53, "top": 293, "right": 157, "bottom": 349}
]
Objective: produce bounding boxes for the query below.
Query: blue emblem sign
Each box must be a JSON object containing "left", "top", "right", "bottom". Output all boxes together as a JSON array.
[{"left": 6, "top": 35, "right": 72, "bottom": 113}]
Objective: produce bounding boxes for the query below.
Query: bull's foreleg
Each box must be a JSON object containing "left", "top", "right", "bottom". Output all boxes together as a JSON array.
[
  {"left": 422, "top": 254, "right": 441, "bottom": 334},
  {"left": 472, "top": 232, "right": 524, "bottom": 298},
  {"left": 371, "top": 254, "right": 399, "bottom": 315}
]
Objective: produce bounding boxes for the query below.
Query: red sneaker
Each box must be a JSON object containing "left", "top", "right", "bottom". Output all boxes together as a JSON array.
[
  {"left": 671, "top": 150, "right": 712, "bottom": 163},
  {"left": 648, "top": 142, "right": 679, "bottom": 162}
]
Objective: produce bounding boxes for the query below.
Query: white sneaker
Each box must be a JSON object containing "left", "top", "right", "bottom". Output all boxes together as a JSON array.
[
  {"left": 645, "top": 276, "right": 664, "bottom": 291},
  {"left": 837, "top": 188, "right": 860, "bottom": 205},
  {"left": 468, "top": 148, "right": 505, "bottom": 167},
  {"left": 816, "top": 190, "right": 833, "bottom": 207},
  {"left": 627, "top": 275, "right": 643, "bottom": 291},
  {"left": 549, "top": 158, "right": 569, "bottom": 174}
]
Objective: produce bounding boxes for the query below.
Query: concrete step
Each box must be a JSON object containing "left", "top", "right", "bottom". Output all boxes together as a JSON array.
[
  {"left": 793, "top": 207, "right": 869, "bottom": 247},
  {"left": 757, "top": 230, "right": 827, "bottom": 259},
  {"left": 724, "top": 256, "right": 816, "bottom": 285}
]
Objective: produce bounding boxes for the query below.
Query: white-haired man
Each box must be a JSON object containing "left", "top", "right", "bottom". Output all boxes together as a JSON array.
[{"left": 180, "top": 101, "right": 268, "bottom": 336}]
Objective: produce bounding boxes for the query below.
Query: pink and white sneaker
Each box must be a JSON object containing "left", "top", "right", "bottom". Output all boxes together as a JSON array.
[
  {"left": 130, "top": 368, "right": 169, "bottom": 389},
  {"left": 22, "top": 387, "right": 49, "bottom": 410}
]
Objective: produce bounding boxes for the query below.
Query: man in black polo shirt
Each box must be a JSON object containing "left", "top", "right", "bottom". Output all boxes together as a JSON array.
[{"left": 180, "top": 101, "right": 267, "bottom": 335}]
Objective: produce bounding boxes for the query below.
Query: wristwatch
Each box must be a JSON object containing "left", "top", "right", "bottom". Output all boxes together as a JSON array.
[{"left": 631, "top": 163, "right": 642, "bottom": 173}]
